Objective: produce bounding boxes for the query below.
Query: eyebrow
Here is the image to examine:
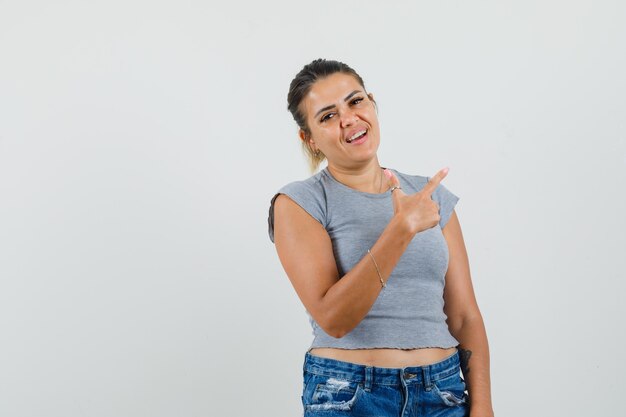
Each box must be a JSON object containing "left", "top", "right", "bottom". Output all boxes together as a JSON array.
[{"left": 314, "top": 90, "right": 363, "bottom": 119}]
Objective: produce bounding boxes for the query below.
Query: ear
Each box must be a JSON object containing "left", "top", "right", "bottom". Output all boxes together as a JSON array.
[
  {"left": 368, "top": 92, "right": 378, "bottom": 111},
  {"left": 299, "top": 129, "right": 316, "bottom": 149}
]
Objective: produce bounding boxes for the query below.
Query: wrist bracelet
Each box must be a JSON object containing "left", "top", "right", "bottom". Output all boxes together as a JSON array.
[{"left": 367, "top": 249, "right": 386, "bottom": 288}]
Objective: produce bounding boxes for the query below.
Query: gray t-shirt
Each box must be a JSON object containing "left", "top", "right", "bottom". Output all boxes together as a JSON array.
[{"left": 268, "top": 167, "right": 460, "bottom": 350}]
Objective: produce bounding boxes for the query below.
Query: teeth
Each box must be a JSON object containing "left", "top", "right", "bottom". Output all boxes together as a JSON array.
[{"left": 348, "top": 130, "right": 367, "bottom": 142}]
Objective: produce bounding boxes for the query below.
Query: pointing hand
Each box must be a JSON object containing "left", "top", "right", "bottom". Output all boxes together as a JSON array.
[{"left": 384, "top": 167, "right": 449, "bottom": 235}]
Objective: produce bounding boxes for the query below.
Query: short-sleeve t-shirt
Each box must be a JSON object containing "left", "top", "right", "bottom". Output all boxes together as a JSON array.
[{"left": 268, "top": 166, "right": 460, "bottom": 350}]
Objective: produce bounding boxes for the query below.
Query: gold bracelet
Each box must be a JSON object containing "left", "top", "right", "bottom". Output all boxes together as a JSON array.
[{"left": 367, "top": 249, "right": 386, "bottom": 288}]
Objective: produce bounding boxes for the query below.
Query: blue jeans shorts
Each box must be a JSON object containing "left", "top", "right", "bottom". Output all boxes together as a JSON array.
[{"left": 302, "top": 349, "right": 469, "bottom": 417}]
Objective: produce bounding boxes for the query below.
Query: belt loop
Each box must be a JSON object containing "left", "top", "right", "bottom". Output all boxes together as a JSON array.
[
  {"left": 364, "top": 366, "right": 373, "bottom": 392},
  {"left": 422, "top": 365, "right": 432, "bottom": 390}
]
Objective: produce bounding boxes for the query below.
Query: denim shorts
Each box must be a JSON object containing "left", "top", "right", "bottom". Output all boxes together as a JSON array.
[{"left": 301, "top": 349, "right": 469, "bottom": 417}]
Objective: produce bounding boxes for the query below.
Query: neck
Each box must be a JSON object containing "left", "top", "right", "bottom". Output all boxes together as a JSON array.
[{"left": 327, "top": 158, "right": 386, "bottom": 194}]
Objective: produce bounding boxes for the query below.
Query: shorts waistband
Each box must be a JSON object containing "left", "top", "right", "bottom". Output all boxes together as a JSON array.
[{"left": 303, "top": 348, "right": 461, "bottom": 387}]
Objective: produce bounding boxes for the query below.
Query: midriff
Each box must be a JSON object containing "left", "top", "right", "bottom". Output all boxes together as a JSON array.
[{"left": 308, "top": 346, "right": 458, "bottom": 368}]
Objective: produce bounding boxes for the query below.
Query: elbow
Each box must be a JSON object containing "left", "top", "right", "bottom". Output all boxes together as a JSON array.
[
  {"left": 315, "top": 296, "right": 359, "bottom": 339},
  {"left": 325, "top": 327, "right": 349, "bottom": 339},
  {"left": 328, "top": 327, "right": 349, "bottom": 339},
  {"left": 318, "top": 319, "right": 348, "bottom": 339},
  {"left": 448, "top": 310, "right": 483, "bottom": 335},
  {"left": 318, "top": 312, "right": 353, "bottom": 339}
]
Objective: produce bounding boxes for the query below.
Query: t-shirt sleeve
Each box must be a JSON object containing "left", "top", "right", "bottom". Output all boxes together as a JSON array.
[
  {"left": 267, "top": 181, "right": 326, "bottom": 243},
  {"left": 428, "top": 178, "right": 460, "bottom": 229}
]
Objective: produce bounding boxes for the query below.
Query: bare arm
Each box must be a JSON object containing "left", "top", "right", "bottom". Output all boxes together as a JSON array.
[
  {"left": 443, "top": 210, "right": 494, "bottom": 416},
  {"left": 274, "top": 195, "right": 413, "bottom": 337},
  {"left": 272, "top": 167, "right": 450, "bottom": 338}
]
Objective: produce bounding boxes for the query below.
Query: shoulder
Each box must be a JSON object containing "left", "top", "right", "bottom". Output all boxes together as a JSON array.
[
  {"left": 268, "top": 170, "right": 328, "bottom": 243},
  {"left": 276, "top": 170, "right": 326, "bottom": 198}
]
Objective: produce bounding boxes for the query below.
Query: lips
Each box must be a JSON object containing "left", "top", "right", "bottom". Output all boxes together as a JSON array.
[{"left": 346, "top": 129, "right": 368, "bottom": 143}]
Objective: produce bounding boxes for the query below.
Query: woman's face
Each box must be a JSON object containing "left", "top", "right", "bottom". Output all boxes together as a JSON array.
[{"left": 300, "top": 72, "right": 380, "bottom": 169}]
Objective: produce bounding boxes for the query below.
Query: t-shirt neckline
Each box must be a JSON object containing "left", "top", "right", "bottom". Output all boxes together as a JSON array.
[{"left": 321, "top": 166, "right": 392, "bottom": 199}]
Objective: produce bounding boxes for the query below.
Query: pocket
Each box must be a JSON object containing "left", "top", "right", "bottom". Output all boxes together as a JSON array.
[
  {"left": 302, "top": 372, "right": 363, "bottom": 412},
  {"left": 432, "top": 371, "right": 468, "bottom": 407}
]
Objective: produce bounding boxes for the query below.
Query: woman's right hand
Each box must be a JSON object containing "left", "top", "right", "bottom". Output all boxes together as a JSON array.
[{"left": 384, "top": 167, "right": 450, "bottom": 235}]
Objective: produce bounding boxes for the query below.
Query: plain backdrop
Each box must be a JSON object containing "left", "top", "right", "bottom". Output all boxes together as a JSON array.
[{"left": 1, "top": 1, "right": 625, "bottom": 416}]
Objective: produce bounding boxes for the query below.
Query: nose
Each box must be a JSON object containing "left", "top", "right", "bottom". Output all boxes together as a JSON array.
[{"left": 340, "top": 109, "right": 359, "bottom": 128}]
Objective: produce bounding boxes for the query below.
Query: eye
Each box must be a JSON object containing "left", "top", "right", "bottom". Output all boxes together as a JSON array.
[
  {"left": 351, "top": 97, "right": 364, "bottom": 105},
  {"left": 320, "top": 112, "right": 335, "bottom": 123}
]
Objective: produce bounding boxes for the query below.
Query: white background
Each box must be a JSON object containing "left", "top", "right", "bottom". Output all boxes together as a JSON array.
[{"left": 1, "top": 1, "right": 624, "bottom": 416}]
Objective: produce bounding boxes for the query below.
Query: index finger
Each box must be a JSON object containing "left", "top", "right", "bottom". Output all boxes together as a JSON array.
[{"left": 421, "top": 167, "right": 449, "bottom": 197}]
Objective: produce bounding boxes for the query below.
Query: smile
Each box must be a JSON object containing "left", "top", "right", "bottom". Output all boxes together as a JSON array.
[{"left": 347, "top": 129, "right": 367, "bottom": 143}]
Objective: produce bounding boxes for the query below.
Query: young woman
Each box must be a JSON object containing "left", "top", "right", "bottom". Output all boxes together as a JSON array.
[{"left": 268, "top": 59, "right": 494, "bottom": 417}]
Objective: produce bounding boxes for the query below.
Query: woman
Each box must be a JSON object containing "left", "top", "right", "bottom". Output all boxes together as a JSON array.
[{"left": 268, "top": 59, "right": 494, "bottom": 417}]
